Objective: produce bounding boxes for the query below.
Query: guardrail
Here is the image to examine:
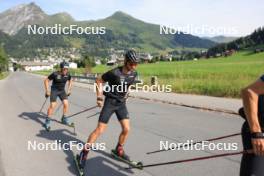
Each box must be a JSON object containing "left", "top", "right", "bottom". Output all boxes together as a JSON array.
[{"left": 72, "top": 74, "right": 97, "bottom": 84}]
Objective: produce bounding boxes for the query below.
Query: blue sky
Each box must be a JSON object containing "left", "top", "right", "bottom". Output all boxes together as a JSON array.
[{"left": 0, "top": 0, "right": 263, "bottom": 37}]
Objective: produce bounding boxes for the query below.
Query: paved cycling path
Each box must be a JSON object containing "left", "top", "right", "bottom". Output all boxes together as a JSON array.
[{"left": 0, "top": 72, "right": 244, "bottom": 176}]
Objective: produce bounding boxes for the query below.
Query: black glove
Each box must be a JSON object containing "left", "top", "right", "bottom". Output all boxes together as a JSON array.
[
  {"left": 45, "top": 92, "right": 50, "bottom": 98},
  {"left": 238, "top": 107, "right": 246, "bottom": 119}
]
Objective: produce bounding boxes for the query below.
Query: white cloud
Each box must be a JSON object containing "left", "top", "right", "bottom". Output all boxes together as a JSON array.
[{"left": 126, "top": 0, "right": 263, "bottom": 36}]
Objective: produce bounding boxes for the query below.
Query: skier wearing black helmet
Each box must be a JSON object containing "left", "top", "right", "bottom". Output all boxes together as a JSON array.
[
  {"left": 75, "top": 50, "right": 139, "bottom": 170},
  {"left": 43, "top": 61, "right": 73, "bottom": 131}
]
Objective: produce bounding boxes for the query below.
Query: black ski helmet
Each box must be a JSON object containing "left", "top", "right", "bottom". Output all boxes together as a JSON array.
[
  {"left": 124, "top": 50, "right": 139, "bottom": 63},
  {"left": 60, "top": 62, "right": 69, "bottom": 69}
]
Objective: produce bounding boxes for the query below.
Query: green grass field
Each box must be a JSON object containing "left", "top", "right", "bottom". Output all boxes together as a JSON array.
[
  {"left": 92, "top": 51, "right": 264, "bottom": 98},
  {"left": 0, "top": 72, "right": 8, "bottom": 80},
  {"left": 33, "top": 50, "right": 264, "bottom": 98}
]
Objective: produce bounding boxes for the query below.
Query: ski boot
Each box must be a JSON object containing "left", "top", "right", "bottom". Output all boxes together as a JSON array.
[
  {"left": 61, "top": 115, "right": 74, "bottom": 127},
  {"left": 74, "top": 149, "right": 89, "bottom": 176},
  {"left": 115, "top": 143, "right": 130, "bottom": 161},
  {"left": 43, "top": 118, "right": 51, "bottom": 131}
]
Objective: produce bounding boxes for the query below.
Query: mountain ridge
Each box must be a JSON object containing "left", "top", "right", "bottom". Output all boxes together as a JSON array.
[
  {"left": 0, "top": 2, "right": 217, "bottom": 58},
  {"left": 203, "top": 35, "right": 238, "bottom": 43},
  {"left": 0, "top": 2, "right": 47, "bottom": 35}
]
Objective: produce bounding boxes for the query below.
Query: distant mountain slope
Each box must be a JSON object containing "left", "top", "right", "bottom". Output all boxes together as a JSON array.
[
  {"left": 204, "top": 35, "right": 238, "bottom": 43},
  {"left": 207, "top": 27, "right": 264, "bottom": 56},
  {"left": 0, "top": 2, "right": 47, "bottom": 35},
  {"left": 0, "top": 3, "right": 217, "bottom": 58}
]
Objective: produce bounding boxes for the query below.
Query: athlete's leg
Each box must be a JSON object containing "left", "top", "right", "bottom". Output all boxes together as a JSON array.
[
  {"left": 115, "top": 102, "right": 130, "bottom": 146},
  {"left": 86, "top": 122, "right": 107, "bottom": 145},
  {"left": 44, "top": 90, "right": 58, "bottom": 130},
  {"left": 47, "top": 102, "right": 57, "bottom": 117},
  {"left": 85, "top": 97, "right": 115, "bottom": 147},
  {"left": 86, "top": 97, "right": 114, "bottom": 147},
  {"left": 78, "top": 97, "right": 114, "bottom": 167},
  {"left": 118, "top": 119, "right": 130, "bottom": 145},
  {"left": 114, "top": 119, "right": 130, "bottom": 159},
  {"left": 58, "top": 90, "right": 69, "bottom": 116},
  {"left": 78, "top": 122, "right": 107, "bottom": 167},
  {"left": 59, "top": 91, "right": 72, "bottom": 125},
  {"left": 44, "top": 101, "right": 57, "bottom": 130},
  {"left": 62, "top": 99, "right": 69, "bottom": 116},
  {"left": 47, "top": 89, "right": 58, "bottom": 117}
]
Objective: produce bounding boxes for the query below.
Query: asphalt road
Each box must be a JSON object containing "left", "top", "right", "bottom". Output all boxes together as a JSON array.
[{"left": 0, "top": 72, "right": 245, "bottom": 176}]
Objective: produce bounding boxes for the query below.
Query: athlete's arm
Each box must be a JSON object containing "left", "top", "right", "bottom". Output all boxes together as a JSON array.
[
  {"left": 44, "top": 72, "right": 55, "bottom": 97},
  {"left": 241, "top": 79, "right": 264, "bottom": 155},
  {"left": 44, "top": 77, "right": 50, "bottom": 96},
  {"left": 96, "top": 75, "right": 104, "bottom": 97},
  {"left": 67, "top": 78, "right": 73, "bottom": 95},
  {"left": 95, "top": 75, "right": 105, "bottom": 107},
  {"left": 242, "top": 80, "right": 264, "bottom": 132},
  {"left": 125, "top": 72, "right": 138, "bottom": 99}
]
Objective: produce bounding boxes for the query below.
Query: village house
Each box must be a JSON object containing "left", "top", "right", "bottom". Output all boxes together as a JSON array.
[{"left": 19, "top": 62, "right": 54, "bottom": 71}]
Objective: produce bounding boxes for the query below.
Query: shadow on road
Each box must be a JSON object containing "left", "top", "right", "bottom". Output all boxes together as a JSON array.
[
  {"left": 85, "top": 154, "right": 133, "bottom": 176},
  {"left": 36, "top": 129, "right": 80, "bottom": 175},
  {"left": 87, "top": 149, "right": 135, "bottom": 175},
  {"left": 18, "top": 111, "right": 134, "bottom": 176},
  {"left": 19, "top": 111, "right": 46, "bottom": 127}
]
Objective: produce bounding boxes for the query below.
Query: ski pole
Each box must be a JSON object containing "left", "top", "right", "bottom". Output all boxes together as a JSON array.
[
  {"left": 67, "top": 105, "right": 98, "bottom": 118},
  {"left": 39, "top": 98, "right": 48, "bottom": 113},
  {"left": 86, "top": 112, "right": 100, "bottom": 119},
  {"left": 128, "top": 150, "right": 252, "bottom": 169},
  {"left": 146, "top": 132, "right": 241, "bottom": 155}
]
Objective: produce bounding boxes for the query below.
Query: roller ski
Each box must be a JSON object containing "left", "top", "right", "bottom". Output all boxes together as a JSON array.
[
  {"left": 74, "top": 150, "right": 88, "bottom": 176},
  {"left": 111, "top": 144, "right": 143, "bottom": 170},
  {"left": 43, "top": 118, "right": 51, "bottom": 132},
  {"left": 74, "top": 154, "right": 85, "bottom": 176}
]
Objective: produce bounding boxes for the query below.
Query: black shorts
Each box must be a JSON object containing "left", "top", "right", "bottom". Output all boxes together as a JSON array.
[
  {"left": 240, "top": 122, "right": 264, "bottom": 176},
  {"left": 50, "top": 89, "right": 68, "bottom": 102},
  {"left": 99, "top": 97, "right": 129, "bottom": 124}
]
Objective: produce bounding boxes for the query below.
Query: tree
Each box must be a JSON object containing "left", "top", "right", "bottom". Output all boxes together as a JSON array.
[
  {"left": 101, "top": 58, "right": 107, "bottom": 65},
  {"left": 0, "top": 46, "right": 8, "bottom": 73},
  {"left": 78, "top": 55, "right": 96, "bottom": 73}
]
